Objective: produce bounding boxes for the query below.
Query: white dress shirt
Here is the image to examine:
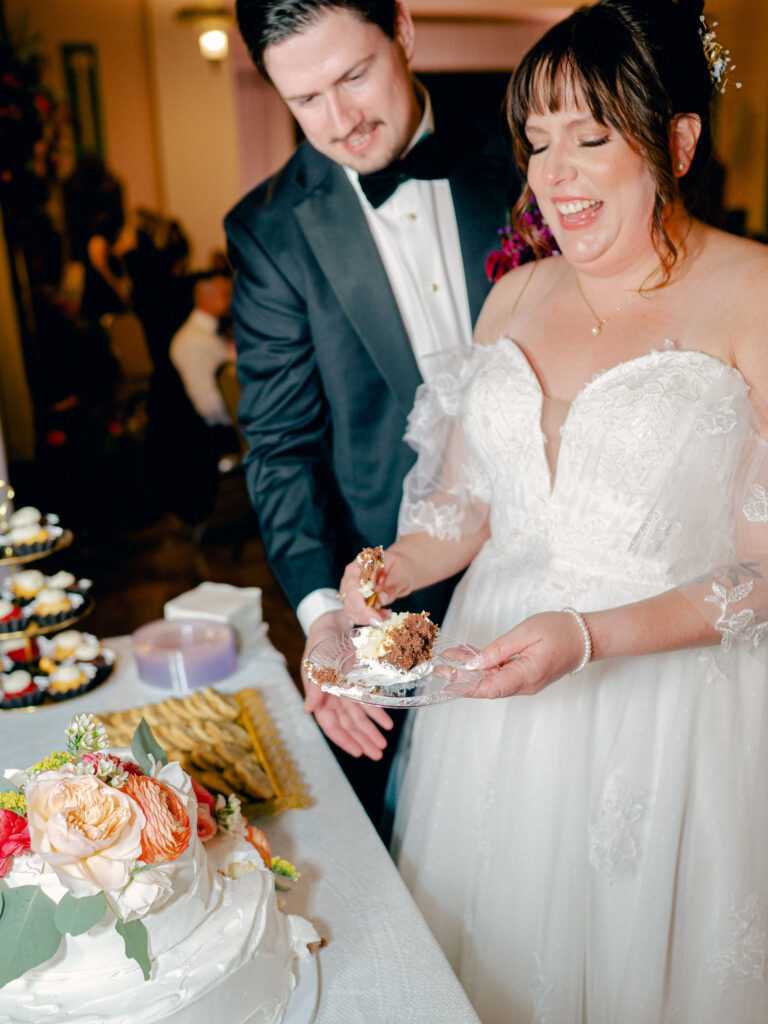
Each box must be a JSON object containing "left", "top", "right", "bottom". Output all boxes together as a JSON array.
[
  {"left": 297, "top": 93, "right": 473, "bottom": 634},
  {"left": 170, "top": 309, "right": 233, "bottom": 427}
]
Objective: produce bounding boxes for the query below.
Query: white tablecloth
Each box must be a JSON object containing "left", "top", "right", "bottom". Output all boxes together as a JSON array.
[{"left": 0, "top": 635, "right": 480, "bottom": 1024}]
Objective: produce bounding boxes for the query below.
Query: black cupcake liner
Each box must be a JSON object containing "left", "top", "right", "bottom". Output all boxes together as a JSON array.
[
  {"left": 0, "top": 684, "right": 44, "bottom": 710},
  {"left": 0, "top": 611, "right": 31, "bottom": 634},
  {"left": 2, "top": 534, "right": 59, "bottom": 558}
]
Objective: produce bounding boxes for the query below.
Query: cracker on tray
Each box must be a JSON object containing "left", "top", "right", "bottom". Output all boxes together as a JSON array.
[{"left": 96, "top": 686, "right": 310, "bottom": 814}]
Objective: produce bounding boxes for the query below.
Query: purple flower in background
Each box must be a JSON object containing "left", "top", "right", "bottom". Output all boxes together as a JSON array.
[{"left": 485, "top": 199, "right": 559, "bottom": 283}]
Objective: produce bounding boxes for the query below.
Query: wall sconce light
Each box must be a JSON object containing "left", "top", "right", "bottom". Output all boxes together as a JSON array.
[{"left": 176, "top": 6, "right": 234, "bottom": 62}]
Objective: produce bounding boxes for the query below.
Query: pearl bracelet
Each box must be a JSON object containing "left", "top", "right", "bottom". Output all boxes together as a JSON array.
[{"left": 561, "top": 607, "right": 593, "bottom": 674}]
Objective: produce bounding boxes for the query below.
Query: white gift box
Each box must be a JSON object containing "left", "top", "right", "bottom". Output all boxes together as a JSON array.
[{"left": 164, "top": 582, "right": 265, "bottom": 649}]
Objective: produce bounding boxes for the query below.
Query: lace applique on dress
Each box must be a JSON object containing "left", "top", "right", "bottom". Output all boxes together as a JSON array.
[
  {"left": 399, "top": 499, "right": 465, "bottom": 541},
  {"left": 588, "top": 775, "right": 645, "bottom": 881},
  {"left": 633, "top": 507, "right": 683, "bottom": 556},
  {"left": 743, "top": 484, "right": 768, "bottom": 523},
  {"left": 694, "top": 395, "right": 738, "bottom": 437},
  {"left": 709, "top": 894, "right": 768, "bottom": 989},
  {"left": 698, "top": 648, "right": 730, "bottom": 684},
  {"left": 705, "top": 581, "right": 768, "bottom": 650}
]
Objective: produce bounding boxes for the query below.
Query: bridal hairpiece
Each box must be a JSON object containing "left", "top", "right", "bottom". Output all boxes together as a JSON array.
[{"left": 699, "top": 15, "right": 741, "bottom": 94}]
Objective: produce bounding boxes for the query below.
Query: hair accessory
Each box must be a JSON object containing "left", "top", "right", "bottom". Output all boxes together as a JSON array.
[
  {"left": 562, "top": 607, "right": 592, "bottom": 673},
  {"left": 699, "top": 15, "right": 741, "bottom": 94}
]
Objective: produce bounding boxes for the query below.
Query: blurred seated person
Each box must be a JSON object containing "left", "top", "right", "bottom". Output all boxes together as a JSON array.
[
  {"left": 81, "top": 209, "right": 133, "bottom": 323},
  {"left": 169, "top": 271, "right": 236, "bottom": 430},
  {"left": 126, "top": 210, "right": 193, "bottom": 367}
]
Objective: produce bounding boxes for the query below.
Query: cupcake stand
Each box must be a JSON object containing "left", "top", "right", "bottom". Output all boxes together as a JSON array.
[{"left": 0, "top": 480, "right": 114, "bottom": 710}]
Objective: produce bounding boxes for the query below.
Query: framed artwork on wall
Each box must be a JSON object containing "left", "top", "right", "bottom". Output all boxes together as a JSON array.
[{"left": 61, "top": 43, "right": 104, "bottom": 159}]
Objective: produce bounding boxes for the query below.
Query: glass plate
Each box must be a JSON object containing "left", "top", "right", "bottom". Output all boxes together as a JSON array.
[{"left": 306, "top": 629, "right": 481, "bottom": 707}]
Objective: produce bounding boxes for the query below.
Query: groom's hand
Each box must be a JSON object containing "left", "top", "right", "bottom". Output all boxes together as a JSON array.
[{"left": 301, "top": 610, "right": 394, "bottom": 759}]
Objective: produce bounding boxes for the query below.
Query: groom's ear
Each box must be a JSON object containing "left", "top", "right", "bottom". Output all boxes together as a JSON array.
[
  {"left": 394, "top": 2, "right": 416, "bottom": 63},
  {"left": 670, "top": 114, "right": 702, "bottom": 177}
]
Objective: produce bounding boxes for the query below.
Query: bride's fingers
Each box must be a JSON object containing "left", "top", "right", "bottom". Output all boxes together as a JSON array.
[{"left": 465, "top": 657, "right": 538, "bottom": 699}]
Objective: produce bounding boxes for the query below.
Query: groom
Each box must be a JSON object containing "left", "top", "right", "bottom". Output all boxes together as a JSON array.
[{"left": 226, "top": 0, "right": 518, "bottom": 828}]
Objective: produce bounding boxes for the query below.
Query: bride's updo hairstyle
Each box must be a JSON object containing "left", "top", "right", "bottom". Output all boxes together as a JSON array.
[{"left": 507, "top": 0, "right": 714, "bottom": 278}]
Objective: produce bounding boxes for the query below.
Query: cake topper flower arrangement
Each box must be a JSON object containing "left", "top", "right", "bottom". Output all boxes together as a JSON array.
[{"left": 0, "top": 713, "right": 299, "bottom": 988}]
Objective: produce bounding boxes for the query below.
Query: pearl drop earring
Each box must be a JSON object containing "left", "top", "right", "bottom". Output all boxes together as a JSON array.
[{"left": 676, "top": 161, "right": 686, "bottom": 174}]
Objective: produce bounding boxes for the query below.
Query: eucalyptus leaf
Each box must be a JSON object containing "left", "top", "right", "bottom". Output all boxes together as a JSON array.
[
  {"left": 0, "top": 777, "right": 22, "bottom": 795},
  {"left": 114, "top": 916, "right": 151, "bottom": 981},
  {"left": 130, "top": 718, "right": 167, "bottom": 774},
  {"left": 0, "top": 885, "right": 62, "bottom": 987},
  {"left": 54, "top": 891, "right": 107, "bottom": 937}
]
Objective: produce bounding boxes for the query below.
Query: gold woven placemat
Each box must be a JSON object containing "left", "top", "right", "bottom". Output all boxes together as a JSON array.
[{"left": 95, "top": 686, "right": 310, "bottom": 816}]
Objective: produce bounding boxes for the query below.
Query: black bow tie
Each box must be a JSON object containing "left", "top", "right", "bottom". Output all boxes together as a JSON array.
[{"left": 358, "top": 132, "right": 460, "bottom": 208}]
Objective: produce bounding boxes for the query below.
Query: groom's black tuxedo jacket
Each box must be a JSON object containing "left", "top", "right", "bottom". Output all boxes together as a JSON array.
[{"left": 225, "top": 113, "right": 517, "bottom": 614}]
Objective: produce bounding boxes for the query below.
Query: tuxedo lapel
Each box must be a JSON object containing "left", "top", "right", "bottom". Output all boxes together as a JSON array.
[{"left": 293, "top": 159, "right": 421, "bottom": 412}]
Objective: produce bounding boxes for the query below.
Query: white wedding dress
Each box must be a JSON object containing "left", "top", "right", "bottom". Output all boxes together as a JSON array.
[{"left": 391, "top": 338, "right": 768, "bottom": 1024}]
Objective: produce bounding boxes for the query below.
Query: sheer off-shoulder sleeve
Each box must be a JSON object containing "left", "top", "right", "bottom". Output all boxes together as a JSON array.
[
  {"left": 627, "top": 362, "right": 768, "bottom": 654},
  {"left": 678, "top": 423, "right": 768, "bottom": 652},
  {"left": 397, "top": 352, "right": 491, "bottom": 541}
]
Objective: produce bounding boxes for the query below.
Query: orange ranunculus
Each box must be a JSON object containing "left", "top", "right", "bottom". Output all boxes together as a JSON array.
[
  {"left": 245, "top": 824, "right": 271, "bottom": 869},
  {"left": 123, "top": 774, "right": 191, "bottom": 863}
]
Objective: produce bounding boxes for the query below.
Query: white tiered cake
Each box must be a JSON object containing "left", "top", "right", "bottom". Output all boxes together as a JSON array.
[{"left": 0, "top": 717, "right": 318, "bottom": 1024}]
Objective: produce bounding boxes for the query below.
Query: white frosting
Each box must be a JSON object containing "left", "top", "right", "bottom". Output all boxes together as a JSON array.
[
  {"left": 8, "top": 506, "right": 41, "bottom": 528},
  {"left": 47, "top": 571, "right": 76, "bottom": 589},
  {"left": 74, "top": 641, "right": 100, "bottom": 662},
  {"left": 50, "top": 631, "right": 83, "bottom": 657},
  {"left": 13, "top": 570, "right": 45, "bottom": 594},
  {"left": 0, "top": 759, "right": 319, "bottom": 1024},
  {"left": 2, "top": 669, "right": 33, "bottom": 695},
  {"left": 352, "top": 614, "right": 435, "bottom": 684},
  {"left": 35, "top": 588, "right": 68, "bottom": 608},
  {"left": 50, "top": 664, "right": 86, "bottom": 685},
  {"left": 7, "top": 524, "right": 46, "bottom": 545}
]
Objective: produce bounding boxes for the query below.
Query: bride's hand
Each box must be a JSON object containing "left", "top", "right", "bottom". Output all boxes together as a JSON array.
[
  {"left": 466, "top": 611, "right": 588, "bottom": 698},
  {"left": 337, "top": 547, "right": 416, "bottom": 623}
]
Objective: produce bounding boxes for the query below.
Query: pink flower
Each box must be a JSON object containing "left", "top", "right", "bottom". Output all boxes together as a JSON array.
[
  {"left": 0, "top": 809, "right": 30, "bottom": 877},
  {"left": 190, "top": 777, "right": 215, "bottom": 812},
  {"left": 122, "top": 774, "right": 191, "bottom": 863},
  {"left": 196, "top": 803, "right": 218, "bottom": 841},
  {"left": 26, "top": 768, "right": 145, "bottom": 894}
]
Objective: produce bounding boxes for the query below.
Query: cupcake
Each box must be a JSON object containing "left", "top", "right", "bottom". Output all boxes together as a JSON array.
[
  {"left": 0, "top": 637, "right": 38, "bottom": 664},
  {"left": 7, "top": 523, "right": 50, "bottom": 548},
  {"left": 73, "top": 637, "right": 102, "bottom": 662},
  {"left": 48, "top": 663, "right": 90, "bottom": 695},
  {"left": 46, "top": 571, "right": 92, "bottom": 598},
  {"left": 33, "top": 588, "right": 73, "bottom": 620},
  {"left": 51, "top": 630, "right": 84, "bottom": 661},
  {"left": 0, "top": 598, "right": 23, "bottom": 632},
  {"left": 1, "top": 669, "right": 42, "bottom": 708},
  {"left": 11, "top": 569, "right": 46, "bottom": 602}
]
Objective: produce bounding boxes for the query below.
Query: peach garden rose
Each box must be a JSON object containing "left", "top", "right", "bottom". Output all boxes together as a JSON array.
[
  {"left": 122, "top": 774, "right": 191, "bottom": 863},
  {"left": 25, "top": 766, "right": 145, "bottom": 894}
]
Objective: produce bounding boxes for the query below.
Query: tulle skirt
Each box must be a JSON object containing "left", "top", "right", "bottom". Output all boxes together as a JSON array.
[{"left": 391, "top": 544, "right": 768, "bottom": 1024}]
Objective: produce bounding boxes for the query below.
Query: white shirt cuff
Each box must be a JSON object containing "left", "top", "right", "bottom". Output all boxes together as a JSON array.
[{"left": 296, "top": 588, "right": 345, "bottom": 635}]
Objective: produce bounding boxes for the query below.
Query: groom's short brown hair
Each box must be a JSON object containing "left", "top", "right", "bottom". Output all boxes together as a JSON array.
[{"left": 236, "top": 0, "right": 398, "bottom": 77}]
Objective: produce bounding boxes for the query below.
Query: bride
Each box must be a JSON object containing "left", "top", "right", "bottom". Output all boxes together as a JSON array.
[{"left": 334, "top": 0, "right": 768, "bottom": 1020}]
